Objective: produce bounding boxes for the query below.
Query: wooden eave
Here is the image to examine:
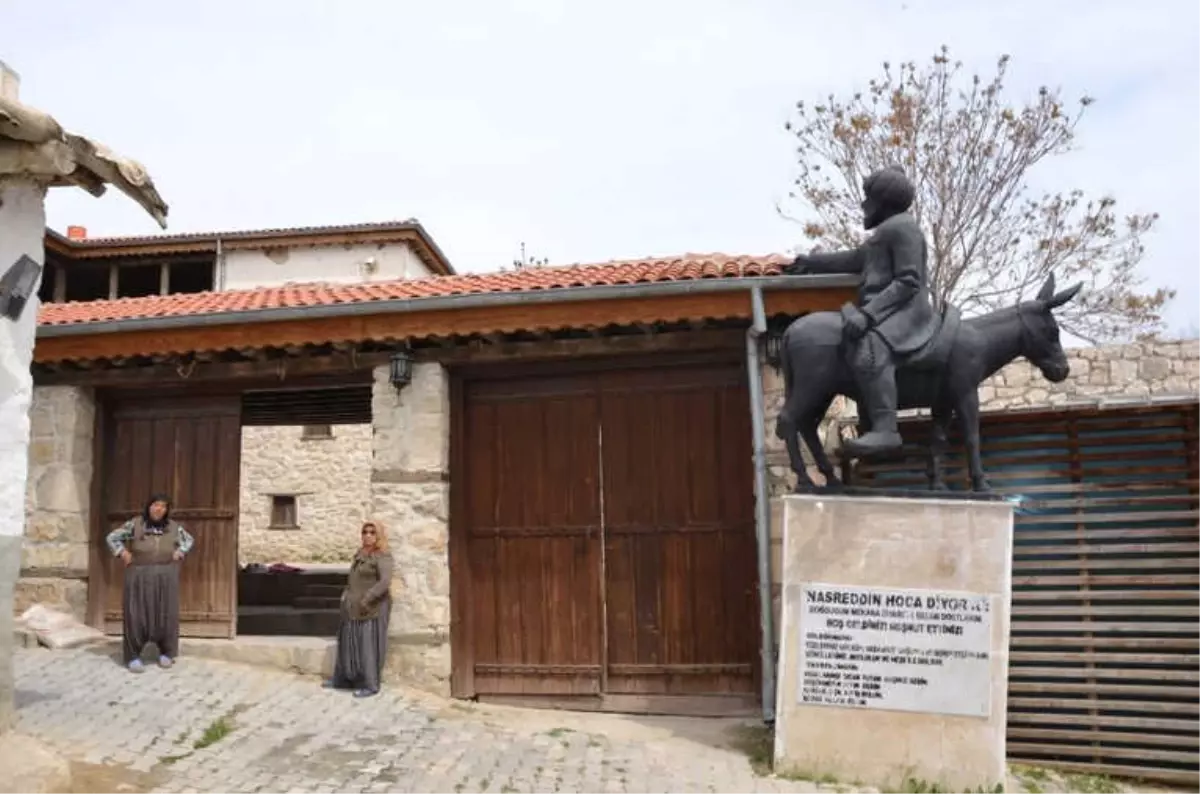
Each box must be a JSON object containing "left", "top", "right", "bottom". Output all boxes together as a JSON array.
[
  {"left": 42, "top": 226, "right": 453, "bottom": 275},
  {"left": 33, "top": 284, "right": 855, "bottom": 365}
]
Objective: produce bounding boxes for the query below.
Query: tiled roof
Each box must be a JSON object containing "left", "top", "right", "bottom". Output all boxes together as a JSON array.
[
  {"left": 38, "top": 253, "right": 790, "bottom": 328},
  {"left": 44, "top": 218, "right": 456, "bottom": 275}
]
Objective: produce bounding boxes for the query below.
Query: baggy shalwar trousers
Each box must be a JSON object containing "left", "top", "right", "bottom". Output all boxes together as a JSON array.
[{"left": 122, "top": 563, "right": 181, "bottom": 663}]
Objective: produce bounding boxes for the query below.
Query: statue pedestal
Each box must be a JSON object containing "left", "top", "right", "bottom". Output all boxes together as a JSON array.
[{"left": 773, "top": 494, "right": 1013, "bottom": 792}]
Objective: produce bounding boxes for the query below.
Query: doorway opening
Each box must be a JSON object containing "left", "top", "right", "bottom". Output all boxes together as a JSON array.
[{"left": 236, "top": 384, "right": 373, "bottom": 637}]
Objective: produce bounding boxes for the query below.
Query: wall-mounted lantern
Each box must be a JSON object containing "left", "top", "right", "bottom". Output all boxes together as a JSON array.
[
  {"left": 389, "top": 350, "right": 413, "bottom": 390},
  {"left": 763, "top": 330, "right": 785, "bottom": 369},
  {"left": 0, "top": 254, "right": 43, "bottom": 322}
]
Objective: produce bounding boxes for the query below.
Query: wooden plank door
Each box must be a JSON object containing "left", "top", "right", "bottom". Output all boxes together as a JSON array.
[
  {"left": 599, "top": 363, "right": 759, "bottom": 696},
  {"left": 464, "top": 374, "right": 605, "bottom": 695},
  {"left": 100, "top": 395, "right": 241, "bottom": 638}
]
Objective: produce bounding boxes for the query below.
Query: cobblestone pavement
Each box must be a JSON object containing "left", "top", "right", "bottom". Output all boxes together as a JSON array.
[{"left": 15, "top": 646, "right": 828, "bottom": 794}]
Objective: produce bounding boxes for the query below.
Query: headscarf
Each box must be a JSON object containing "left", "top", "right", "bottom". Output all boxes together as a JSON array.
[
  {"left": 360, "top": 519, "right": 389, "bottom": 554},
  {"left": 143, "top": 493, "right": 172, "bottom": 529}
]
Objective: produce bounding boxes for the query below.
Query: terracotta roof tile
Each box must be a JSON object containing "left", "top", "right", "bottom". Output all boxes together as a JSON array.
[{"left": 38, "top": 253, "right": 790, "bottom": 328}]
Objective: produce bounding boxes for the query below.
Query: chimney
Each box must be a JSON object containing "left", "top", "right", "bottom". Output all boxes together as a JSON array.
[
  {"left": 67, "top": 225, "right": 87, "bottom": 240},
  {"left": 0, "top": 58, "right": 19, "bottom": 101}
]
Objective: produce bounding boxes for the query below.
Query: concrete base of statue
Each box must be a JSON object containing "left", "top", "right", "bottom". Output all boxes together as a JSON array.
[{"left": 773, "top": 493, "right": 1013, "bottom": 792}]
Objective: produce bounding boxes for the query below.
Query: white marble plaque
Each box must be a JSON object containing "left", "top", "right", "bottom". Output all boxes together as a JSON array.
[{"left": 796, "top": 582, "right": 993, "bottom": 718}]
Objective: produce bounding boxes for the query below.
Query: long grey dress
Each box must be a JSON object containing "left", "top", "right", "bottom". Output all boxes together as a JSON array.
[
  {"left": 105, "top": 517, "right": 194, "bottom": 664},
  {"left": 331, "top": 550, "right": 394, "bottom": 692}
]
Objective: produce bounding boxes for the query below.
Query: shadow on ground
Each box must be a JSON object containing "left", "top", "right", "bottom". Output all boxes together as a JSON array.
[
  {"left": 59, "top": 760, "right": 164, "bottom": 794},
  {"left": 13, "top": 688, "right": 62, "bottom": 709}
]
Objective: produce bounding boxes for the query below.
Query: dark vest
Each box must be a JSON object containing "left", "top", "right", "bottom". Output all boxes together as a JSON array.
[{"left": 130, "top": 517, "right": 182, "bottom": 566}]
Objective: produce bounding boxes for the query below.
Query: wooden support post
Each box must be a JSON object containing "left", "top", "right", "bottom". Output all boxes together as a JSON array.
[{"left": 52, "top": 262, "right": 65, "bottom": 302}]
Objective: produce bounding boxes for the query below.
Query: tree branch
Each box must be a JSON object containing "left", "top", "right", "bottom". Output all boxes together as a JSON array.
[{"left": 781, "top": 46, "right": 1167, "bottom": 342}]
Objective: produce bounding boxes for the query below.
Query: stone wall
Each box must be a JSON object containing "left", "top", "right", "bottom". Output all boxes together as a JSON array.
[
  {"left": 761, "top": 362, "right": 848, "bottom": 497},
  {"left": 18, "top": 386, "right": 94, "bottom": 621},
  {"left": 370, "top": 362, "right": 452, "bottom": 695},
  {"left": 238, "top": 424, "right": 372, "bottom": 564},
  {"left": 979, "top": 338, "right": 1199, "bottom": 410}
]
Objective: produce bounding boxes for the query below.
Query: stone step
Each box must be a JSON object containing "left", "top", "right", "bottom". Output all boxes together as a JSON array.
[
  {"left": 238, "top": 569, "right": 349, "bottom": 607},
  {"left": 301, "top": 583, "right": 343, "bottom": 598},
  {"left": 182, "top": 635, "right": 335, "bottom": 677},
  {"left": 293, "top": 595, "right": 341, "bottom": 610},
  {"left": 288, "top": 571, "right": 350, "bottom": 588},
  {"left": 237, "top": 606, "right": 340, "bottom": 637},
  {"left": 84, "top": 634, "right": 335, "bottom": 678}
]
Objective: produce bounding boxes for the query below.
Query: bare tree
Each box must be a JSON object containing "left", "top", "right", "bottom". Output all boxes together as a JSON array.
[{"left": 781, "top": 47, "right": 1171, "bottom": 343}]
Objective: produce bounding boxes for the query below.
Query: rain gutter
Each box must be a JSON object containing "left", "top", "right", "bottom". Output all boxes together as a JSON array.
[{"left": 37, "top": 273, "right": 858, "bottom": 338}]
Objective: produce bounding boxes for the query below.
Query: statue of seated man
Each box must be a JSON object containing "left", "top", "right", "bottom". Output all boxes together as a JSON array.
[{"left": 784, "top": 165, "right": 939, "bottom": 458}]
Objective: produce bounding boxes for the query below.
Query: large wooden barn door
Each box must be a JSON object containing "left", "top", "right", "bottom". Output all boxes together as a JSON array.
[
  {"left": 463, "top": 374, "right": 605, "bottom": 695},
  {"left": 458, "top": 357, "right": 759, "bottom": 712},
  {"left": 99, "top": 395, "right": 242, "bottom": 638},
  {"left": 599, "top": 364, "right": 758, "bottom": 700}
]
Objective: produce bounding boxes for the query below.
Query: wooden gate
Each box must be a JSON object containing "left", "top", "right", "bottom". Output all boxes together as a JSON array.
[
  {"left": 853, "top": 401, "right": 1199, "bottom": 787},
  {"left": 97, "top": 395, "right": 242, "bottom": 638},
  {"left": 453, "top": 358, "right": 759, "bottom": 713}
]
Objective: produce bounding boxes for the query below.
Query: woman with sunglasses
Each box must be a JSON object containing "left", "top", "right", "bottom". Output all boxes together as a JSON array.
[{"left": 324, "top": 519, "right": 394, "bottom": 697}]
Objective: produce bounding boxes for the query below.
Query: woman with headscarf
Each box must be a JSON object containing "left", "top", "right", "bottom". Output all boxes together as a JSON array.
[
  {"left": 324, "top": 519, "right": 394, "bottom": 698},
  {"left": 105, "top": 493, "right": 194, "bottom": 673}
]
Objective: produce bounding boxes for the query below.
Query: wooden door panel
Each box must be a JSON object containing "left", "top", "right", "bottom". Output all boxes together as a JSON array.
[
  {"left": 600, "top": 365, "right": 758, "bottom": 696},
  {"left": 466, "top": 378, "right": 604, "bottom": 696},
  {"left": 101, "top": 397, "right": 241, "bottom": 639}
]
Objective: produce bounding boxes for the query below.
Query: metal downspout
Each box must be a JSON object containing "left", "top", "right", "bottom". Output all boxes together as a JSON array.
[{"left": 746, "top": 284, "right": 776, "bottom": 722}]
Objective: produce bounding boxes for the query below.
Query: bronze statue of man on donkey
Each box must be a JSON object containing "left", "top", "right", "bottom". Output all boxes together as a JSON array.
[{"left": 776, "top": 164, "right": 1082, "bottom": 493}]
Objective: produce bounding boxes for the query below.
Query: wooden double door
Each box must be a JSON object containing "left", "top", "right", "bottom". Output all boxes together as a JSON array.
[
  {"left": 456, "top": 358, "right": 760, "bottom": 710},
  {"left": 95, "top": 395, "right": 241, "bottom": 638}
]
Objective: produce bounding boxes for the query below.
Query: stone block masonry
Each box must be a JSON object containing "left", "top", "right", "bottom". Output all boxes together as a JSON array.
[
  {"left": 369, "top": 362, "right": 452, "bottom": 695},
  {"left": 238, "top": 424, "right": 372, "bottom": 564},
  {"left": 978, "top": 338, "right": 1199, "bottom": 410},
  {"left": 18, "top": 385, "right": 94, "bottom": 624},
  {"left": 829, "top": 338, "right": 1198, "bottom": 423}
]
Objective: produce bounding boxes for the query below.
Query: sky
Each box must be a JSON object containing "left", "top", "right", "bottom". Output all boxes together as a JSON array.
[{"left": 3, "top": 0, "right": 1198, "bottom": 334}]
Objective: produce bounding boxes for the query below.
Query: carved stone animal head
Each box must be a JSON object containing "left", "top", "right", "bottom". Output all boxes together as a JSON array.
[
  {"left": 1020, "top": 274, "right": 1083, "bottom": 383},
  {"left": 861, "top": 165, "right": 915, "bottom": 230}
]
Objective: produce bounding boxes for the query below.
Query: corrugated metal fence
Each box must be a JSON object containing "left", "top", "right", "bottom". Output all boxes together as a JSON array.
[{"left": 852, "top": 400, "right": 1199, "bottom": 786}]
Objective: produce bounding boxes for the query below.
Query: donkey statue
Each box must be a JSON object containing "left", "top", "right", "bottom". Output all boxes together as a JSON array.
[{"left": 774, "top": 273, "right": 1082, "bottom": 493}]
